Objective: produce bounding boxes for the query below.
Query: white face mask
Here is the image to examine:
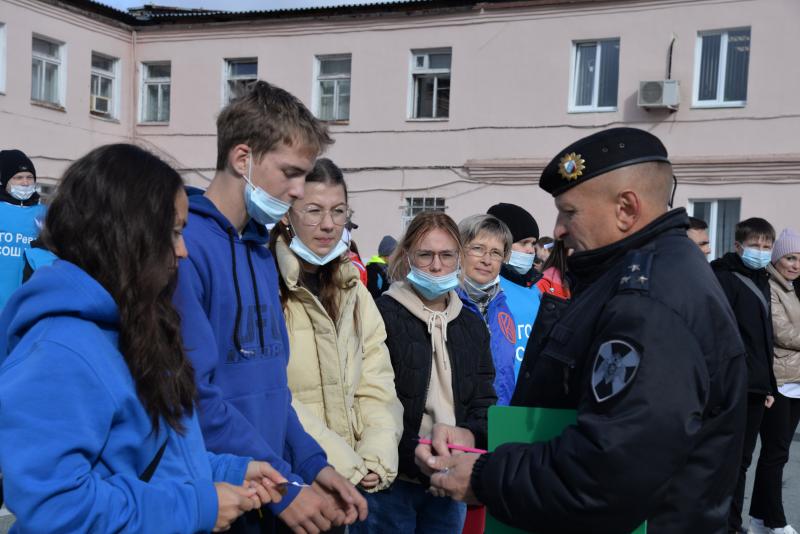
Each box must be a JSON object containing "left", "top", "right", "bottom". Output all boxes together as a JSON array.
[
  {"left": 242, "top": 157, "right": 291, "bottom": 226},
  {"left": 9, "top": 184, "right": 37, "bottom": 201},
  {"left": 287, "top": 214, "right": 349, "bottom": 267},
  {"left": 507, "top": 250, "right": 535, "bottom": 274}
]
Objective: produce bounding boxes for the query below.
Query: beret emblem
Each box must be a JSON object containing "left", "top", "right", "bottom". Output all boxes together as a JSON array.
[{"left": 558, "top": 152, "right": 585, "bottom": 181}]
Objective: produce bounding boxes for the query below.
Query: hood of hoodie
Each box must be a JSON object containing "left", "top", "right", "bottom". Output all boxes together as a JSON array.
[
  {"left": 0, "top": 260, "right": 118, "bottom": 361},
  {"left": 186, "top": 186, "right": 269, "bottom": 245},
  {"left": 384, "top": 280, "right": 462, "bottom": 325}
]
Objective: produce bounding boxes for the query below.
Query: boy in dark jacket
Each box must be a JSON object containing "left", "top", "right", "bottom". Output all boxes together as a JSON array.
[{"left": 711, "top": 217, "right": 777, "bottom": 533}]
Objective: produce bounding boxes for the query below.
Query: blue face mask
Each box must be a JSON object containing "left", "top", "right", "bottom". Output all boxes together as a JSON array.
[
  {"left": 507, "top": 250, "right": 535, "bottom": 275},
  {"left": 242, "top": 157, "right": 291, "bottom": 226},
  {"left": 9, "top": 184, "right": 36, "bottom": 201},
  {"left": 407, "top": 265, "right": 460, "bottom": 301},
  {"left": 289, "top": 233, "right": 349, "bottom": 267},
  {"left": 741, "top": 247, "right": 772, "bottom": 270}
]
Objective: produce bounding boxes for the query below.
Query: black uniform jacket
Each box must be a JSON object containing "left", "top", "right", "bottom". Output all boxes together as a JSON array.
[
  {"left": 711, "top": 252, "right": 777, "bottom": 395},
  {"left": 471, "top": 209, "right": 747, "bottom": 534}
]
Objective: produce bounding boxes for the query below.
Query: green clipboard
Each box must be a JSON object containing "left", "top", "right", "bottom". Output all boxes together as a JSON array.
[{"left": 486, "top": 405, "right": 646, "bottom": 534}]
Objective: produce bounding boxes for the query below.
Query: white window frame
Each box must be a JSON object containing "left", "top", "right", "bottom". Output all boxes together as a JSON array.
[
  {"left": 0, "top": 23, "right": 6, "bottom": 94},
  {"left": 692, "top": 28, "right": 750, "bottom": 108},
  {"left": 313, "top": 54, "right": 351, "bottom": 122},
  {"left": 140, "top": 61, "right": 171, "bottom": 123},
  {"left": 408, "top": 48, "right": 451, "bottom": 120},
  {"left": 568, "top": 38, "right": 620, "bottom": 113},
  {"left": 90, "top": 52, "right": 119, "bottom": 119},
  {"left": 31, "top": 35, "right": 66, "bottom": 107},
  {"left": 688, "top": 198, "right": 741, "bottom": 260},
  {"left": 222, "top": 58, "right": 258, "bottom": 106},
  {"left": 402, "top": 196, "right": 446, "bottom": 228}
]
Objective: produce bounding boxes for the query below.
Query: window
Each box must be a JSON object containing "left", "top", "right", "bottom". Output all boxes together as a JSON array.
[
  {"left": 410, "top": 49, "right": 451, "bottom": 119},
  {"left": 403, "top": 197, "right": 446, "bottom": 227},
  {"left": 224, "top": 58, "right": 257, "bottom": 104},
  {"left": 689, "top": 198, "right": 741, "bottom": 259},
  {"left": 694, "top": 28, "right": 750, "bottom": 106},
  {"left": 570, "top": 39, "right": 620, "bottom": 111},
  {"left": 31, "top": 36, "right": 63, "bottom": 106},
  {"left": 141, "top": 62, "right": 170, "bottom": 122},
  {"left": 90, "top": 53, "right": 118, "bottom": 118},
  {"left": 0, "top": 23, "right": 6, "bottom": 93},
  {"left": 315, "top": 55, "right": 351, "bottom": 121}
]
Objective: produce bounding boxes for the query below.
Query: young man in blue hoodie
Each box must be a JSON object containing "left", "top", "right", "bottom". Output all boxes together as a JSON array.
[{"left": 174, "top": 81, "right": 367, "bottom": 534}]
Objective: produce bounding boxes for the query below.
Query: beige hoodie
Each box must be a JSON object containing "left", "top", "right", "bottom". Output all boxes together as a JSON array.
[{"left": 384, "top": 280, "right": 462, "bottom": 439}]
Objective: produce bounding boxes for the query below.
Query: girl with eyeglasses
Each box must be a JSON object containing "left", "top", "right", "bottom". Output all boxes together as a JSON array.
[
  {"left": 361, "top": 211, "right": 496, "bottom": 533},
  {"left": 269, "top": 159, "right": 403, "bottom": 532}
]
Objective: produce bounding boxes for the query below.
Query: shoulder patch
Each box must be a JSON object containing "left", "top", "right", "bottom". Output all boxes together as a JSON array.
[
  {"left": 618, "top": 247, "right": 654, "bottom": 293},
  {"left": 591, "top": 340, "right": 641, "bottom": 402}
]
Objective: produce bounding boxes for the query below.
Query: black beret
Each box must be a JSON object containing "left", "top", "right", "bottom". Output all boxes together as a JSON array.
[
  {"left": 539, "top": 127, "right": 670, "bottom": 197},
  {"left": 487, "top": 202, "right": 539, "bottom": 242}
]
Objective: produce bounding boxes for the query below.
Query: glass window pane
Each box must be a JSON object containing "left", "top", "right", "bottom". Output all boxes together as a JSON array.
[
  {"left": 146, "top": 63, "right": 171, "bottom": 79},
  {"left": 320, "top": 80, "right": 335, "bottom": 97},
  {"left": 91, "top": 73, "right": 99, "bottom": 95},
  {"left": 319, "top": 94, "right": 334, "bottom": 121},
  {"left": 429, "top": 53, "right": 451, "bottom": 69},
  {"left": 92, "top": 54, "right": 114, "bottom": 72},
  {"left": 336, "top": 80, "right": 350, "bottom": 120},
  {"left": 691, "top": 201, "right": 711, "bottom": 225},
  {"left": 230, "top": 60, "right": 257, "bottom": 78},
  {"left": 44, "top": 62, "right": 59, "bottom": 103},
  {"left": 415, "top": 76, "right": 435, "bottom": 118},
  {"left": 100, "top": 77, "right": 112, "bottom": 97},
  {"left": 698, "top": 34, "right": 721, "bottom": 101},
  {"left": 145, "top": 84, "right": 159, "bottom": 121},
  {"left": 320, "top": 58, "right": 351, "bottom": 76},
  {"left": 33, "top": 37, "right": 58, "bottom": 58},
  {"left": 716, "top": 199, "right": 740, "bottom": 257},
  {"left": 574, "top": 43, "right": 597, "bottom": 106},
  {"left": 31, "top": 59, "right": 43, "bottom": 100},
  {"left": 435, "top": 76, "right": 450, "bottom": 118},
  {"left": 724, "top": 29, "right": 750, "bottom": 102},
  {"left": 598, "top": 40, "right": 620, "bottom": 107},
  {"left": 160, "top": 84, "right": 170, "bottom": 122}
]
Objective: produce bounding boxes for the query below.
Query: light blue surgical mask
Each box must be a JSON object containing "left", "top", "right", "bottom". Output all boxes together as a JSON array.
[
  {"left": 741, "top": 247, "right": 772, "bottom": 270},
  {"left": 463, "top": 275, "right": 500, "bottom": 303},
  {"left": 407, "top": 264, "right": 460, "bottom": 301},
  {"left": 507, "top": 250, "right": 535, "bottom": 274},
  {"left": 242, "top": 157, "right": 291, "bottom": 226},
  {"left": 289, "top": 232, "right": 349, "bottom": 267},
  {"left": 9, "top": 184, "right": 37, "bottom": 201}
]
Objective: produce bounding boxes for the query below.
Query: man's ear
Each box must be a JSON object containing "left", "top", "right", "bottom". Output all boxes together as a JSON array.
[
  {"left": 228, "top": 144, "right": 251, "bottom": 177},
  {"left": 615, "top": 190, "right": 641, "bottom": 233}
]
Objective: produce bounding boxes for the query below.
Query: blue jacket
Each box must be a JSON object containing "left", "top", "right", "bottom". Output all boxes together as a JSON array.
[
  {"left": 0, "top": 260, "right": 249, "bottom": 533},
  {"left": 0, "top": 202, "right": 45, "bottom": 310},
  {"left": 174, "top": 188, "right": 328, "bottom": 516},
  {"left": 457, "top": 287, "right": 517, "bottom": 406},
  {"left": 499, "top": 275, "right": 542, "bottom": 378}
]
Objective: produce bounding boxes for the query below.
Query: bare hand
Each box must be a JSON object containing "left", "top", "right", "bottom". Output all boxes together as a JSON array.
[
  {"left": 315, "top": 466, "right": 369, "bottom": 524},
  {"left": 244, "top": 461, "right": 287, "bottom": 506},
  {"left": 359, "top": 472, "right": 380, "bottom": 490},
  {"left": 278, "top": 486, "right": 332, "bottom": 534},
  {"left": 428, "top": 453, "right": 482, "bottom": 505},
  {"left": 214, "top": 482, "right": 258, "bottom": 532},
  {"left": 415, "top": 423, "right": 476, "bottom": 477},
  {"left": 765, "top": 395, "right": 775, "bottom": 408}
]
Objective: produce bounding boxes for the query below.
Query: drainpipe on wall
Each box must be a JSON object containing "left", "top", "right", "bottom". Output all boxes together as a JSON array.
[{"left": 131, "top": 29, "right": 138, "bottom": 143}]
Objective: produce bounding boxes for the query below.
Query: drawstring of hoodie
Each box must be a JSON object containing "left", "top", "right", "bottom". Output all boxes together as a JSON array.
[
  {"left": 227, "top": 228, "right": 266, "bottom": 354},
  {"left": 424, "top": 307, "right": 449, "bottom": 371},
  {"left": 245, "top": 246, "right": 265, "bottom": 350}
]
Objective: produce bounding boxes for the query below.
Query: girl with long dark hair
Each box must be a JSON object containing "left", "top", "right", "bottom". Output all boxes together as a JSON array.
[{"left": 0, "top": 144, "right": 285, "bottom": 532}]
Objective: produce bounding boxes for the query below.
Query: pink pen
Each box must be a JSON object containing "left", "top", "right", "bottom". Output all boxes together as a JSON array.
[{"left": 417, "top": 438, "right": 487, "bottom": 454}]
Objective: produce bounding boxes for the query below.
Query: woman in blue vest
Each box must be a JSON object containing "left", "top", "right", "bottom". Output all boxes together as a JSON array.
[
  {"left": 486, "top": 203, "right": 542, "bottom": 377},
  {"left": 456, "top": 214, "right": 516, "bottom": 406},
  {"left": 0, "top": 150, "right": 46, "bottom": 310}
]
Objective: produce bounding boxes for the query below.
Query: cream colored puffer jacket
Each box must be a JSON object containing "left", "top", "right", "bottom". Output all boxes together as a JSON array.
[
  {"left": 276, "top": 238, "right": 403, "bottom": 490},
  {"left": 767, "top": 263, "right": 800, "bottom": 386}
]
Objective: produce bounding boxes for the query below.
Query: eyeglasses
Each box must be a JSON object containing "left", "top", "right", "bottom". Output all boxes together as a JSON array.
[
  {"left": 465, "top": 244, "right": 505, "bottom": 263},
  {"left": 293, "top": 205, "right": 352, "bottom": 227},
  {"left": 411, "top": 250, "right": 459, "bottom": 268}
]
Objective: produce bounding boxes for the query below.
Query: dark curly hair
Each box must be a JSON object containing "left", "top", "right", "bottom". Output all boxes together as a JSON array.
[{"left": 40, "top": 144, "right": 196, "bottom": 433}]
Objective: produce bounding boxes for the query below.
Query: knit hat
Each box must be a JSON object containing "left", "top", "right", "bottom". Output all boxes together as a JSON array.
[
  {"left": 378, "top": 235, "right": 397, "bottom": 257},
  {"left": 0, "top": 149, "right": 37, "bottom": 187},
  {"left": 487, "top": 203, "right": 539, "bottom": 243},
  {"left": 772, "top": 228, "right": 800, "bottom": 263}
]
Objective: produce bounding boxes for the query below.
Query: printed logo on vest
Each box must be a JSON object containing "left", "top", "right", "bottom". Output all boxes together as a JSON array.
[{"left": 497, "top": 311, "right": 516, "bottom": 344}]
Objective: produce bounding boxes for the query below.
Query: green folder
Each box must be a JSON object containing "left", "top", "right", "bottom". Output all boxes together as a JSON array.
[{"left": 486, "top": 405, "right": 646, "bottom": 534}]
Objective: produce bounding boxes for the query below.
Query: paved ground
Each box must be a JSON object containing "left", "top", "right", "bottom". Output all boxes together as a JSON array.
[{"left": 0, "top": 435, "right": 797, "bottom": 532}]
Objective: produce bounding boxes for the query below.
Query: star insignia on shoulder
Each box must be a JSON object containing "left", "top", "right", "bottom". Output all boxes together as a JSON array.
[
  {"left": 637, "top": 276, "right": 648, "bottom": 284},
  {"left": 628, "top": 264, "right": 641, "bottom": 272},
  {"left": 620, "top": 275, "right": 631, "bottom": 284},
  {"left": 558, "top": 152, "right": 586, "bottom": 181}
]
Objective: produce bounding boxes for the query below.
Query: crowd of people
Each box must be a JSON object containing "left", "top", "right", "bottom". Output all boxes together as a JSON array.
[{"left": 0, "top": 80, "right": 798, "bottom": 534}]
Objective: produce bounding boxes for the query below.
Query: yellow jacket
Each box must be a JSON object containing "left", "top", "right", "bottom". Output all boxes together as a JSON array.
[{"left": 276, "top": 238, "right": 403, "bottom": 490}]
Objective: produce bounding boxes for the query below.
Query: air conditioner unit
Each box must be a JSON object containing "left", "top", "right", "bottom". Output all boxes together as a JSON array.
[
  {"left": 638, "top": 80, "right": 680, "bottom": 110},
  {"left": 91, "top": 95, "right": 111, "bottom": 115}
]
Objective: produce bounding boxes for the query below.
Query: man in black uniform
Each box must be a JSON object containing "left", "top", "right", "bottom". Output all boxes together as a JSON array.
[{"left": 419, "top": 127, "right": 747, "bottom": 533}]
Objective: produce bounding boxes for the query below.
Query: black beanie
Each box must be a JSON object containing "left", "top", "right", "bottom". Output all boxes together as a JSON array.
[
  {"left": 0, "top": 149, "right": 37, "bottom": 187},
  {"left": 487, "top": 203, "right": 539, "bottom": 243}
]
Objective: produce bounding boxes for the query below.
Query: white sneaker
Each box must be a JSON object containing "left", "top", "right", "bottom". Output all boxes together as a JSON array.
[
  {"left": 749, "top": 517, "right": 769, "bottom": 534},
  {"left": 769, "top": 526, "right": 799, "bottom": 534}
]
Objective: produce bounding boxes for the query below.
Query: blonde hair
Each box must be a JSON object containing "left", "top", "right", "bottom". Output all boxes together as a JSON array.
[{"left": 388, "top": 211, "right": 463, "bottom": 281}]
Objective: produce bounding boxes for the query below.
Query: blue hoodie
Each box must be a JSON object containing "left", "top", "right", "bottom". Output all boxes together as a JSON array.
[
  {"left": 174, "top": 188, "right": 328, "bottom": 516},
  {"left": 499, "top": 275, "right": 542, "bottom": 378},
  {"left": 457, "top": 287, "right": 517, "bottom": 406},
  {"left": 0, "top": 201, "right": 45, "bottom": 310},
  {"left": 0, "top": 260, "right": 250, "bottom": 533}
]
